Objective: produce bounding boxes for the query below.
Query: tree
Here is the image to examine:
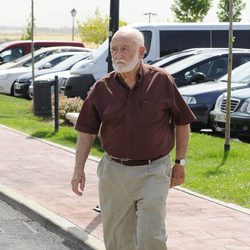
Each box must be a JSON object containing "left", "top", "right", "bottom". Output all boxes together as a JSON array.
[
  {"left": 217, "top": 0, "right": 246, "bottom": 22},
  {"left": 78, "top": 8, "right": 127, "bottom": 45},
  {"left": 222, "top": 0, "right": 233, "bottom": 165},
  {"left": 21, "top": 15, "right": 35, "bottom": 40},
  {"left": 171, "top": 0, "right": 212, "bottom": 22}
]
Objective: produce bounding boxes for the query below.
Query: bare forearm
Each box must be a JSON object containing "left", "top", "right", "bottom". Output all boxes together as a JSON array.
[
  {"left": 175, "top": 124, "right": 190, "bottom": 160},
  {"left": 71, "top": 132, "right": 96, "bottom": 196},
  {"left": 74, "top": 132, "right": 96, "bottom": 175},
  {"left": 170, "top": 124, "right": 190, "bottom": 188}
]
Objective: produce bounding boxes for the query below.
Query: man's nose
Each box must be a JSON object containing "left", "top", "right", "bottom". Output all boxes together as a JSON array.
[{"left": 114, "top": 51, "right": 124, "bottom": 58}]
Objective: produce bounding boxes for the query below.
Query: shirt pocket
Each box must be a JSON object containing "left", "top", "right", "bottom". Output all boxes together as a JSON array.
[{"left": 136, "top": 100, "right": 159, "bottom": 125}]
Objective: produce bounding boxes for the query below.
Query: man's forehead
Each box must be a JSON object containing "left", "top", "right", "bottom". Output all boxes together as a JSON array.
[
  {"left": 112, "top": 37, "right": 129, "bottom": 44},
  {"left": 111, "top": 33, "right": 135, "bottom": 45},
  {"left": 113, "top": 30, "right": 135, "bottom": 40}
]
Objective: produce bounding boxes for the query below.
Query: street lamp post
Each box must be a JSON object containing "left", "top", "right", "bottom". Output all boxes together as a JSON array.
[
  {"left": 71, "top": 8, "right": 77, "bottom": 41},
  {"left": 144, "top": 12, "right": 157, "bottom": 23},
  {"left": 107, "top": 0, "right": 119, "bottom": 73}
]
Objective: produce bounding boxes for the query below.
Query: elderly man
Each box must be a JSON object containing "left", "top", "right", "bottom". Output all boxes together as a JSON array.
[{"left": 71, "top": 27, "right": 196, "bottom": 250}]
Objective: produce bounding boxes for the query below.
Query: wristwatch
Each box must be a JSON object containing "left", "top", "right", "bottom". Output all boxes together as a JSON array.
[{"left": 175, "top": 159, "right": 186, "bottom": 166}]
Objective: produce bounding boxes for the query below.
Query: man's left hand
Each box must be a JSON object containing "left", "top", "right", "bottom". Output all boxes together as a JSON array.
[{"left": 170, "top": 164, "right": 185, "bottom": 188}]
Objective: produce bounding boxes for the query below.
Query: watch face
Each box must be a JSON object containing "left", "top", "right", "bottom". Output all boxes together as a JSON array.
[
  {"left": 176, "top": 159, "right": 186, "bottom": 166},
  {"left": 180, "top": 159, "right": 186, "bottom": 166}
]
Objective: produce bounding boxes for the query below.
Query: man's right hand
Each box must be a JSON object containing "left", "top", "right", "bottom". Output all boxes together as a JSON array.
[
  {"left": 170, "top": 164, "right": 185, "bottom": 188},
  {"left": 71, "top": 172, "right": 86, "bottom": 196}
]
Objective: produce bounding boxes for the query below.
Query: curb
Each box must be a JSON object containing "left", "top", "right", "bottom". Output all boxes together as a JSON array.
[{"left": 0, "top": 183, "right": 105, "bottom": 250}]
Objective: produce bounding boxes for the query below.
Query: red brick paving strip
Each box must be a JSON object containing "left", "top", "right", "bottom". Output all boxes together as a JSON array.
[{"left": 0, "top": 125, "right": 249, "bottom": 249}]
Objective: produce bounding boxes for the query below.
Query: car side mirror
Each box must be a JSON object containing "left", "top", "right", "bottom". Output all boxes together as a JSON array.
[
  {"left": 189, "top": 72, "right": 206, "bottom": 84},
  {"left": 40, "top": 62, "right": 52, "bottom": 69}
]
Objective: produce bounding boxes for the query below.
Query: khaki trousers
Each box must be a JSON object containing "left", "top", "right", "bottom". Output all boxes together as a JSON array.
[{"left": 97, "top": 154, "right": 172, "bottom": 250}]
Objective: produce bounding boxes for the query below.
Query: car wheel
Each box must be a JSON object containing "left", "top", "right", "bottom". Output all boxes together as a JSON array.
[{"left": 10, "top": 82, "right": 15, "bottom": 96}]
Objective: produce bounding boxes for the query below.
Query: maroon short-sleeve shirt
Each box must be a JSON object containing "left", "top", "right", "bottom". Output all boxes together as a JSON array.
[{"left": 75, "top": 63, "right": 196, "bottom": 160}]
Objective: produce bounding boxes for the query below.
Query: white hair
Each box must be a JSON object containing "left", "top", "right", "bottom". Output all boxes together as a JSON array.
[{"left": 112, "top": 27, "right": 145, "bottom": 48}]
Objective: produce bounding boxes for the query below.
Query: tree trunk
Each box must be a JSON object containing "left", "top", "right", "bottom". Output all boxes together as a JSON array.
[
  {"left": 31, "top": 0, "right": 35, "bottom": 87},
  {"left": 224, "top": 0, "right": 233, "bottom": 153}
]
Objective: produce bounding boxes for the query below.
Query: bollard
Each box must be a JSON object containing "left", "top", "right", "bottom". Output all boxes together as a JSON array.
[{"left": 53, "top": 76, "right": 59, "bottom": 132}]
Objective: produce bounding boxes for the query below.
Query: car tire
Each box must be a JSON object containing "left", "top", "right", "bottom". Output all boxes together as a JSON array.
[{"left": 10, "top": 82, "right": 15, "bottom": 96}]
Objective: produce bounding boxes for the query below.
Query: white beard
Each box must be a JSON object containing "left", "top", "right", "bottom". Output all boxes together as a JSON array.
[{"left": 112, "top": 54, "right": 140, "bottom": 73}]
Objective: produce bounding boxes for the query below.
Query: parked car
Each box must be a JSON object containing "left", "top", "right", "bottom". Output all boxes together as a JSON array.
[
  {"left": 179, "top": 60, "right": 250, "bottom": 130},
  {"left": 150, "top": 47, "right": 239, "bottom": 68},
  {"left": 61, "top": 47, "right": 202, "bottom": 99},
  {"left": 210, "top": 88, "right": 250, "bottom": 138},
  {"left": 29, "top": 71, "right": 72, "bottom": 99},
  {"left": 62, "top": 49, "right": 250, "bottom": 99},
  {"left": 165, "top": 49, "right": 250, "bottom": 87},
  {"left": 14, "top": 53, "right": 90, "bottom": 98},
  {"left": 63, "top": 22, "right": 250, "bottom": 95},
  {"left": 14, "top": 52, "right": 88, "bottom": 98},
  {"left": 0, "top": 51, "right": 84, "bottom": 95},
  {"left": 0, "top": 46, "right": 92, "bottom": 70},
  {"left": 0, "top": 40, "right": 84, "bottom": 64}
]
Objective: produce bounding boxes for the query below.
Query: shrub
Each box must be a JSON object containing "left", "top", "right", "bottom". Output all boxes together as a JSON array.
[
  {"left": 57, "top": 95, "right": 83, "bottom": 121},
  {"left": 29, "top": 95, "right": 84, "bottom": 123}
]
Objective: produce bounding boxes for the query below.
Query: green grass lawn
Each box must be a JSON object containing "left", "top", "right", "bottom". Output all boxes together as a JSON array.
[{"left": 0, "top": 94, "right": 250, "bottom": 208}]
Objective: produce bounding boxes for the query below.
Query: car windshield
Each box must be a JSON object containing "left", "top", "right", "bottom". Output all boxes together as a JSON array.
[
  {"left": 12, "top": 48, "right": 53, "bottom": 66},
  {"left": 219, "top": 61, "right": 250, "bottom": 83},
  {"left": 23, "top": 51, "right": 54, "bottom": 67},
  {"left": 2, "top": 53, "right": 31, "bottom": 67},
  {"left": 151, "top": 52, "right": 191, "bottom": 67},
  {"left": 165, "top": 52, "right": 223, "bottom": 74},
  {"left": 53, "top": 53, "right": 88, "bottom": 70}
]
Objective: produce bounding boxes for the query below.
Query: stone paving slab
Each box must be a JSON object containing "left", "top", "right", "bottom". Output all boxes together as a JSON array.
[{"left": 0, "top": 125, "right": 249, "bottom": 249}]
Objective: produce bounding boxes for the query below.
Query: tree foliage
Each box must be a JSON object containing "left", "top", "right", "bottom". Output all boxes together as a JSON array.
[
  {"left": 21, "top": 16, "right": 35, "bottom": 40},
  {"left": 217, "top": 0, "right": 246, "bottom": 22},
  {"left": 171, "top": 0, "right": 212, "bottom": 22},
  {"left": 78, "top": 8, "right": 127, "bottom": 45}
]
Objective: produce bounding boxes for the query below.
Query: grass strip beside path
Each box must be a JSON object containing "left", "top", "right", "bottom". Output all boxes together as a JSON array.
[{"left": 0, "top": 94, "right": 249, "bottom": 208}]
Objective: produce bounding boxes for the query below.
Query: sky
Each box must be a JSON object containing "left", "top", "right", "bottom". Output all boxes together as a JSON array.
[{"left": 0, "top": 0, "right": 250, "bottom": 29}]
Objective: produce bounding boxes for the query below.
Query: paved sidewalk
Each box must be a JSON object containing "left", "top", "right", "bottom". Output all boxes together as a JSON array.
[{"left": 0, "top": 125, "right": 249, "bottom": 250}]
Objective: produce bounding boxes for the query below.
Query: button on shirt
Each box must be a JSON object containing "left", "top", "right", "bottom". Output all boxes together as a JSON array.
[{"left": 75, "top": 63, "right": 196, "bottom": 160}]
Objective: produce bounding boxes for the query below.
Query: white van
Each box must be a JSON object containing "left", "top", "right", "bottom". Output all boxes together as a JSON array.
[{"left": 61, "top": 22, "right": 250, "bottom": 99}]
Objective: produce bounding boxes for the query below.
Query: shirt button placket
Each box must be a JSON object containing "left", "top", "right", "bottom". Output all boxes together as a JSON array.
[{"left": 126, "top": 91, "right": 134, "bottom": 157}]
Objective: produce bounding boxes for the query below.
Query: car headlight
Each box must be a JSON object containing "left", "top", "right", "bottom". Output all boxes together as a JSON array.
[
  {"left": 182, "top": 96, "right": 197, "bottom": 104},
  {"left": 248, "top": 103, "right": 250, "bottom": 114},
  {"left": 71, "top": 61, "right": 92, "bottom": 75},
  {"left": 239, "top": 99, "right": 250, "bottom": 114}
]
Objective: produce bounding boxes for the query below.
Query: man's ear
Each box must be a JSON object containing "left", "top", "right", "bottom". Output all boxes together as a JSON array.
[{"left": 139, "top": 46, "right": 145, "bottom": 59}]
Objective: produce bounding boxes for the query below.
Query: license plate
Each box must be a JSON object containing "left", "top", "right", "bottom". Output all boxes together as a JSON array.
[
  {"left": 215, "top": 113, "right": 226, "bottom": 122},
  {"left": 62, "top": 78, "right": 67, "bottom": 87}
]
